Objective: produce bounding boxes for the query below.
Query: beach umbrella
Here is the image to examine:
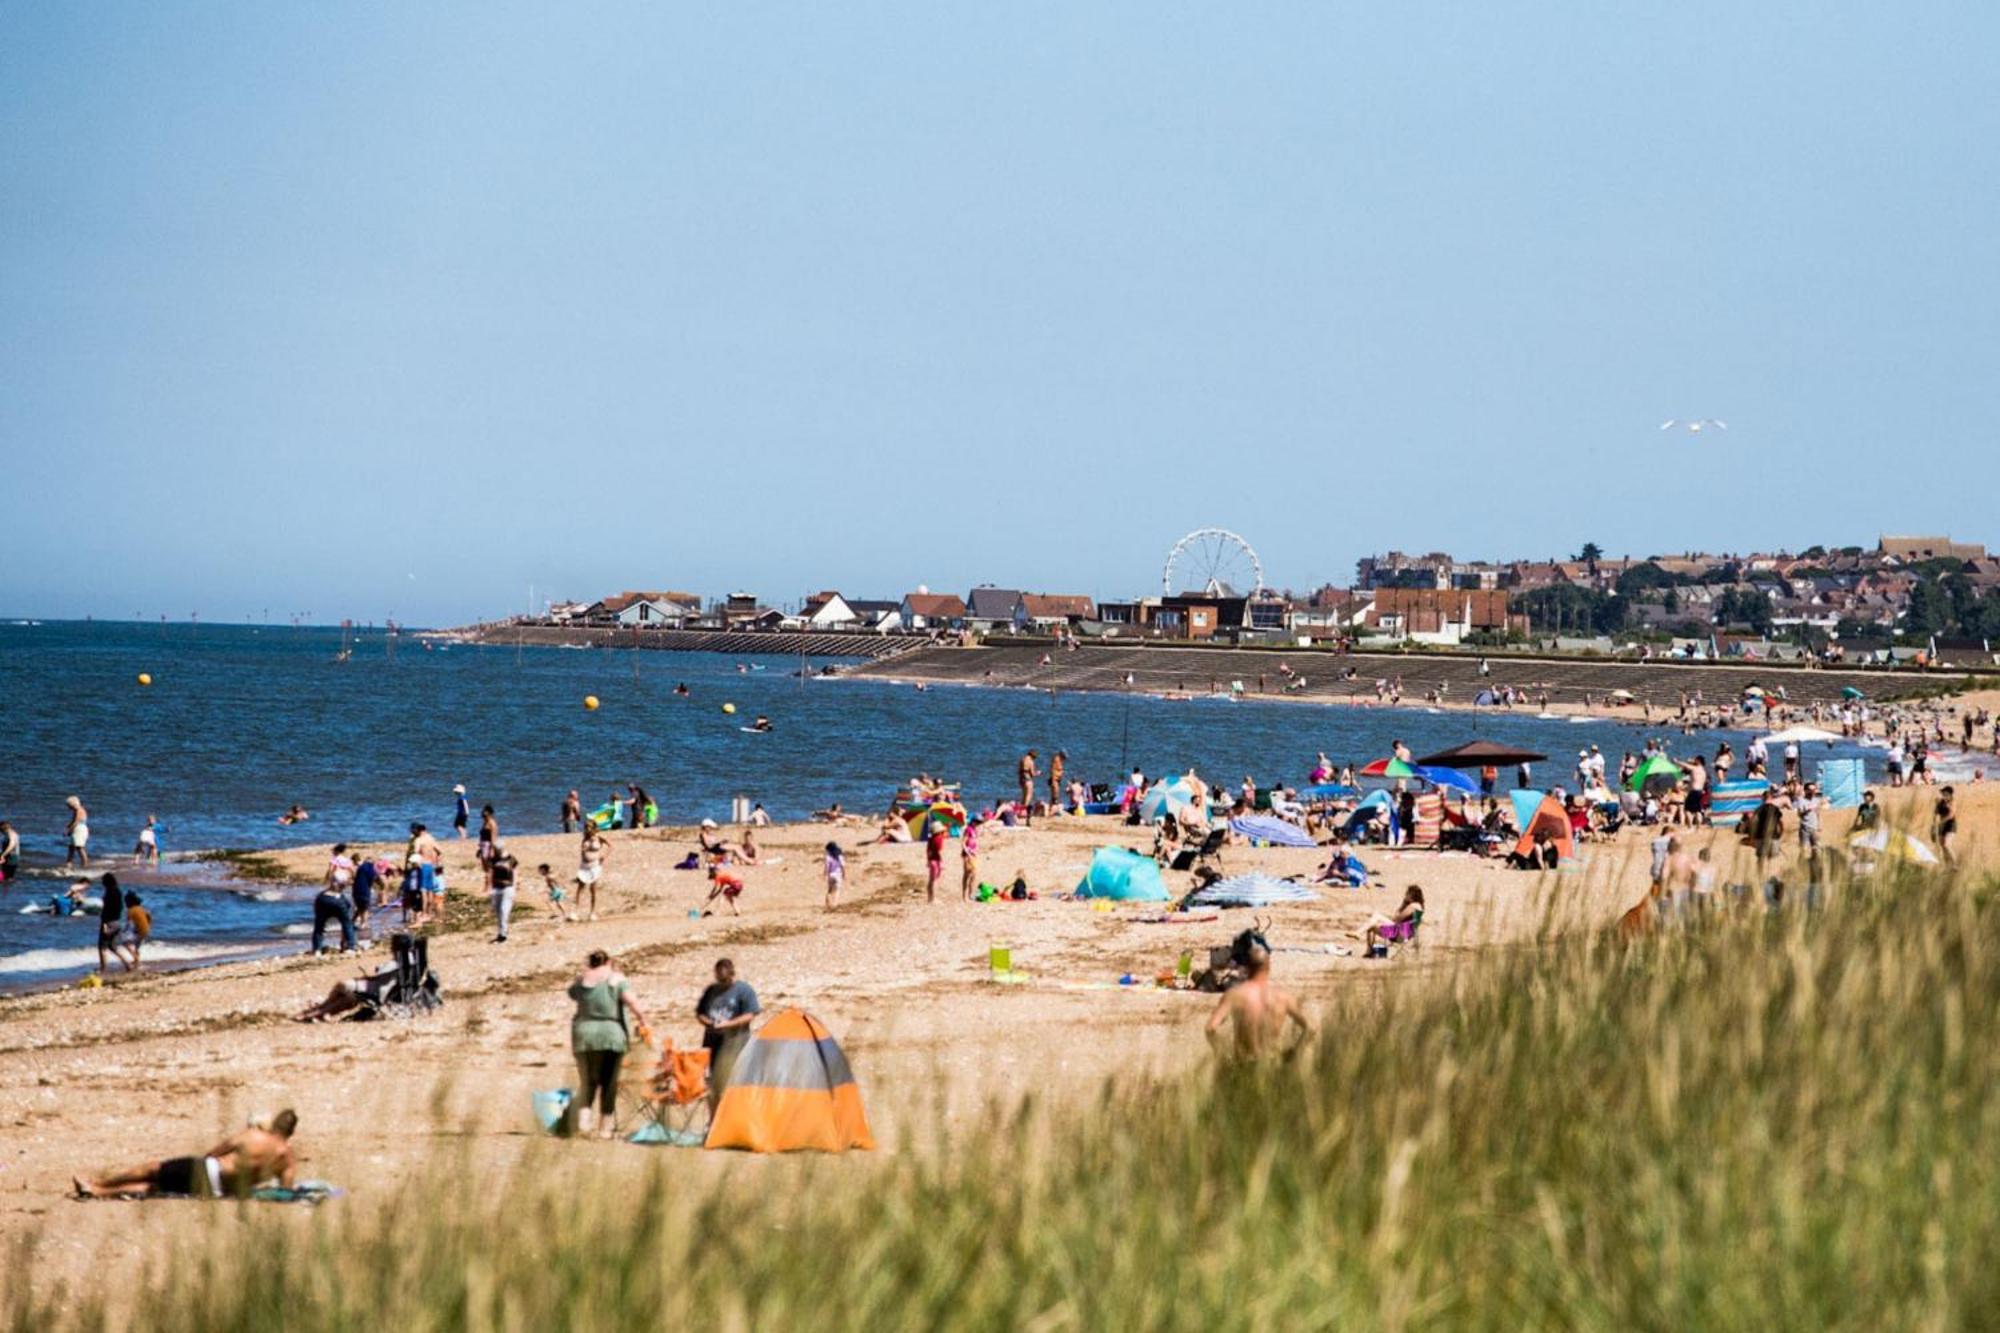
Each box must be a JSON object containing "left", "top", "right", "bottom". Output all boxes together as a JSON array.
[
  {"left": 1416, "top": 765, "right": 1480, "bottom": 794},
  {"left": 1764, "top": 726, "right": 1841, "bottom": 745},
  {"left": 1138, "top": 780, "right": 1194, "bottom": 824},
  {"left": 1186, "top": 872, "right": 1319, "bottom": 909},
  {"left": 1742, "top": 685, "right": 1765, "bottom": 697},
  {"left": 904, "top": 800, "right": 967, "bottom": 838},
  {"left": 1414, "top": 740, "right": 1549, "bottom": 769},
  {"left": 1358, "top": 757, "right": 1420, "bottom": 779},
  {"left": 1841, "top": 686, "right": 1866, "bottom": 700},
  {"left": 1848, "top": 827, "right": 1939, "bottom": 866},
  {"left": 1627, "top": 753, "right": 1683, "bottom": 793},
  {"left": 1606, "top": 688, "right": 1635, "bottom": 702}
]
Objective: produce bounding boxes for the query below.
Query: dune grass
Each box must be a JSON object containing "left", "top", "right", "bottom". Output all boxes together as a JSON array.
[{"left": 15, "top": 859, "right": 2000, "bottom": 1332}]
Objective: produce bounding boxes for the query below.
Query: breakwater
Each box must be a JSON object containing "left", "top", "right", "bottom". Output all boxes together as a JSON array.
[{"left": 461, "top": 623, "right": 922, "bottom": 660}]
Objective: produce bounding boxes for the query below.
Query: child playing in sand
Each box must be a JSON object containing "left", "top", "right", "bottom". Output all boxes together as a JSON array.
[
  {"left": 704, "top": 864, "right": 744, "bottom": 917},
  {"left": 823, "top": 842, "right": 845, "bottom": 910},
  {"left": 538, "top": 863, "right": 573, "bottom": 923}
]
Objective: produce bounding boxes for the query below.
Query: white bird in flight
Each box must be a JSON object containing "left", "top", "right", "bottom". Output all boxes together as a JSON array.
[{"left": 1660, "top": 418, "right": 1728, "bottom": 433}]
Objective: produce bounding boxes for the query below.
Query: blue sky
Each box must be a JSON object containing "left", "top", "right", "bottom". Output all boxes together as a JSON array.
[{"left": 4, "top": 4, "right": 1996, "bottom": 624}]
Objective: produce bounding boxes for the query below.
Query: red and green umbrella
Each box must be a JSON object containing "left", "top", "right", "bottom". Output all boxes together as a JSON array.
[{"left": 1358, "top": 757, "right": 1420, "bottom": 779}]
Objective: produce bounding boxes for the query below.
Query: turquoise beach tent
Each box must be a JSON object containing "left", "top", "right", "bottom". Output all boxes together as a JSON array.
[
  {"left": 1509, "top": 789, "right": 1545, "bottom": 832},
  {"left": 1073, "top": 847, "right": 1168, "bottom": 902}
]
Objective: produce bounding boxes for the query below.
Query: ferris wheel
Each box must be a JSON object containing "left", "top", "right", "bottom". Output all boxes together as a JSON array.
[{"left": 1162, "top": 528, "right": 1264, "bottom": 597}]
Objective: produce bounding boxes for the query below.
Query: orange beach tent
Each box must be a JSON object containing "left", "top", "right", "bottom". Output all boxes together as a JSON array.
[
  {"left": 705, "top": 1009, "right": 875, "bottom": 1153},
  {"left": 1512, "top": 793, "right": 1575, "bottom": 862}
]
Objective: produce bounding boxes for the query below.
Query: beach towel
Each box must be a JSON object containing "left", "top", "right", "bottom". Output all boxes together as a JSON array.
[{"left": 250, "top": 1181, "right": 345, "bottom": 1205}]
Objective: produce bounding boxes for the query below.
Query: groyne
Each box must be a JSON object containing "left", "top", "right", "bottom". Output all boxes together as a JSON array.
[{"left": 460, "top": 623, "right": 923, "bottom": 660}]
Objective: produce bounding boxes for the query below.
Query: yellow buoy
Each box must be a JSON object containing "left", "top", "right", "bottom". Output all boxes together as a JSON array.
[
  {"left": 137, "top": 673, "right": 153, "bottom": 687},
  {"left": 583, "top": 695, "right": 600, "bottom": 711},
  {"left": 722, "top": 702, "right": 736, "bottom": 715}
]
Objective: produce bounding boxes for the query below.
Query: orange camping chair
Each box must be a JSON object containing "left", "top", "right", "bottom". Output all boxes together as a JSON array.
[{"left": 631, "top": 1041, "right": 711, "bottom": 1140}]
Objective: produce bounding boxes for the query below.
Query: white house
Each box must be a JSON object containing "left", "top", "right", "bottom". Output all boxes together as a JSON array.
[{"left": 802, "top": 591, "right": 860, "bottom": 628}]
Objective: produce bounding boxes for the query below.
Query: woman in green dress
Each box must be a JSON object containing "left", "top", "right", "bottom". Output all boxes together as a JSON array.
[{"left": 568, "top": 949, "right": 650, "bottom": 1139}]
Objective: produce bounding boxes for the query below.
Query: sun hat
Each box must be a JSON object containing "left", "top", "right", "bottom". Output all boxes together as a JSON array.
[
  {"left": 453, "top": 784, "right": 466, "bottom": 794},
  {"left": 700, "top": 818, "right": 717, "bottom": 828}
]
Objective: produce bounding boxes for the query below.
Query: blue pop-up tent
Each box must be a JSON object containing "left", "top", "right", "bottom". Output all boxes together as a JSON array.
[{"left": 1073, "top": 847, "right": 1169, "bottom": 902}]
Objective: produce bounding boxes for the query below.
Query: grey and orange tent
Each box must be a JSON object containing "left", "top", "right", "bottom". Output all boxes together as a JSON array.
[{"left": 704, "top": 1009, "right": 875, "bottom": 1153}]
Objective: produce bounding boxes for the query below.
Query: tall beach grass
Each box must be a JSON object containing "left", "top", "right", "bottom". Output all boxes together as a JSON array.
[{"left": 15, "top": 859, "right": 1999, "bottom": 1331}]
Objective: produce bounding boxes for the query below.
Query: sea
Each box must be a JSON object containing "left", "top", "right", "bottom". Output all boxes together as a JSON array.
[{"left": 0, "top": 619, "right": 1898, "bottom": 991}]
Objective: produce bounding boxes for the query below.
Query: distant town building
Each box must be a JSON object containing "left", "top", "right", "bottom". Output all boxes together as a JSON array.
[
  {"left": 1879, "top": 535, "right": 1987, "bottom": 563},
  {"left": 900, "top": 591, "right": 967, "bottom": 630}
]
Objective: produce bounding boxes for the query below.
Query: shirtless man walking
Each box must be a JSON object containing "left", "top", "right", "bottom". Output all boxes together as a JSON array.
[
  {"left": 1204, "top": 935, "right": 1313, "bottom": 1060},
  {"left": 74, "top": 1109, "right": 300, "bottom": 1199},
  {"left": 1017, "top": 750, "right": 1039, "bottom": 814}
]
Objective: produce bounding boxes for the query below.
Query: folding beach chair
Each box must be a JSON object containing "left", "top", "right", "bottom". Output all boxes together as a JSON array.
[
  {"left": 629, "top": 1042, "right": 711, "bottom": 1142},
  {"left": 1171, "top": 827, "right": 1227, "bottom": 872}
]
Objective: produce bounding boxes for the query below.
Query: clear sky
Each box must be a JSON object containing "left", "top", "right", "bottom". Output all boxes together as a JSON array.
[{"left": 4, "top": 4, "right": 1997, "bottom": 624}]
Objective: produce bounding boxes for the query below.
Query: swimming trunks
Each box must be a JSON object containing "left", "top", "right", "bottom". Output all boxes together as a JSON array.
[{"left": 152, "top": 1156, "right": 222, "bottom": 1197}]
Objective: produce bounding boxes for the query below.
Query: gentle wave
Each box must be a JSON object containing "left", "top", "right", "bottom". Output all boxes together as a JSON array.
[{"left": 0, "top": 941, "right": 252, "bottom": 976}]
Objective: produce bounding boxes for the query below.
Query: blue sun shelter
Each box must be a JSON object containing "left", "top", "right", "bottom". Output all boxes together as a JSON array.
[{"left": 1073, "top": 847, "right": 1169, "bottom": 902}]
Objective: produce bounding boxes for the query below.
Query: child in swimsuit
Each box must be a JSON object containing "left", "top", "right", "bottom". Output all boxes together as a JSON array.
[{"left": 538, "top": 863, "right": 572, "bottom": 923}]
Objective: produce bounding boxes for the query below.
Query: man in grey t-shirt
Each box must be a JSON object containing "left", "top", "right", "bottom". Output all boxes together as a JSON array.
[
  {"left": 696, "top": 958, "right": 761, "bottom": 1114},
  {"left": 1795, "top": 784, "right": 1822, "bottom": 853}
]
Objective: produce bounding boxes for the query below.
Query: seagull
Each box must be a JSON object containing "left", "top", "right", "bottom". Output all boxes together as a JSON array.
[{"left": 1660, "top": 419, "right": 1728, "bottom": 433}]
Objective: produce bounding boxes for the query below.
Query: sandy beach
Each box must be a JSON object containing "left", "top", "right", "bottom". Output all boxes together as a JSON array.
[{"left": 1, "top": 776, "right": 1988, "bottom": 1320}]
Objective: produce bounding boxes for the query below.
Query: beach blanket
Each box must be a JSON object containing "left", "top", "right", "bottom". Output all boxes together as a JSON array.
[{"left": 1227, "top": 815, "right": 1315, "bottom": 848}]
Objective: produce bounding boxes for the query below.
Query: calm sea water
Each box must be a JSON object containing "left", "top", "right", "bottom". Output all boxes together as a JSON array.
[{"left": 0, "top": 619, "right": 1885, "bottom": 989}]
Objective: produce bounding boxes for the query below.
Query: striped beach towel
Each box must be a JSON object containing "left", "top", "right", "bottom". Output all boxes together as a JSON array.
[{"left": 1708, "top": 780, "right": 1768, "bottom": 828}]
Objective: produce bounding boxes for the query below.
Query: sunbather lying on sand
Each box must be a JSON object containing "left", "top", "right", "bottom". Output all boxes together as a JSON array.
[
  {"left": 74, "top": 1110, "right": 299, "bottom": 1199},
  {"left": 293, "top": 968, "right": 397, "bottom": 1022}
]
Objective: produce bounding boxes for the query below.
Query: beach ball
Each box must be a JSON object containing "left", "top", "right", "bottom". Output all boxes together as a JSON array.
[
  {"left": 137, "top": 673, "right": 153, "bottom": 687},
  {"left": 583, "top": 695, "right": 600, "bottom": 711},
  {"left": 722, "top": 702, "right": 737, "bottom": 715}
]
